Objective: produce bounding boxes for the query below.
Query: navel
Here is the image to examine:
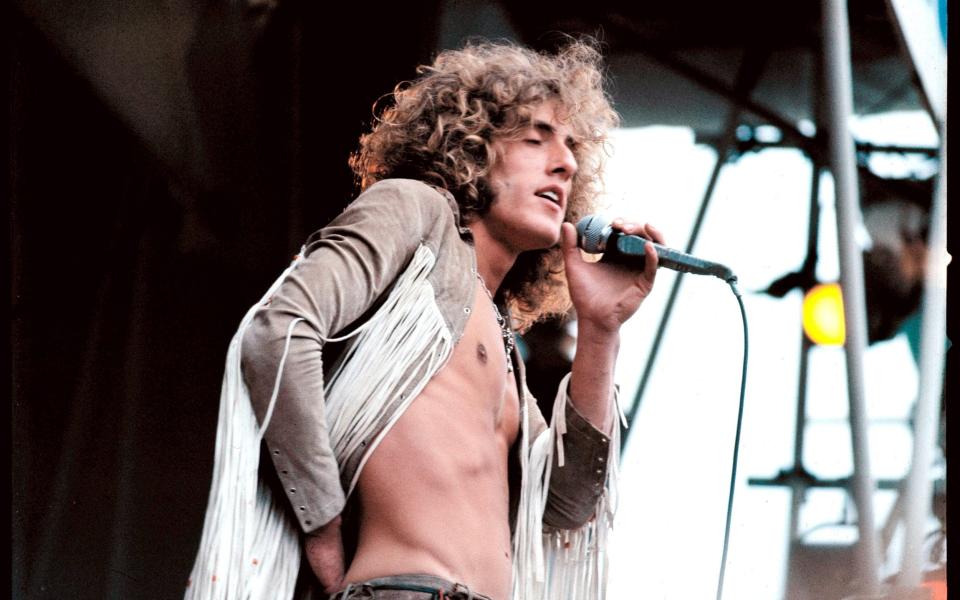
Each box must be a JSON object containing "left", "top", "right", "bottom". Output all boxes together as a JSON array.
[{"left": 477, "top": 343, "right": 488, "bottom": 364}]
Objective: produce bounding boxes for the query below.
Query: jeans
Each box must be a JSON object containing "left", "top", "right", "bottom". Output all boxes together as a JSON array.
[{"left": 328, "top": 574, "right": 493, "bottom": 600}]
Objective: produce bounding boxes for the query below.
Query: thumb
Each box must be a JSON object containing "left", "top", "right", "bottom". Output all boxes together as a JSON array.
[{"left": 560, "top": 222, "right": 580, "bottom": 262}]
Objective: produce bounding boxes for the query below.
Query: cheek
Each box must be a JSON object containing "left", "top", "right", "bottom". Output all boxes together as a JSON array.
[
  {"left": 487, "top": 176, "right": 516, "bottom": 206},
  {"left": 486, "top": 169, "right": 509, "bottom": 194}
]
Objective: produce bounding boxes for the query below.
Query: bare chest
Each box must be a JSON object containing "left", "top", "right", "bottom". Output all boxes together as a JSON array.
[{"left": 444, "top": 283, "right": 521, "bottom": 443}]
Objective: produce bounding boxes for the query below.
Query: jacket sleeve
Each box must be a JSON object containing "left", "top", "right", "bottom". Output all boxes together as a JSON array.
[
  {"left": 240, "top": 179, "right": 440, "bottom": 534},
  {"left": 525, "top": 377, "right": 614, "bottom": 530}
]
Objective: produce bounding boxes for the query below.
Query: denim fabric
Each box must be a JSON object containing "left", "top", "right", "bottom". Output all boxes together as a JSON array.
[{"left": 329, "top": 574, "right": 492, "bottom": 600}]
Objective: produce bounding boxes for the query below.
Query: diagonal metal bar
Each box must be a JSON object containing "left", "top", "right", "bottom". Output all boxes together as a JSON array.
[
  {"left": 896, "top": 107, "right": 947, "bottom": 590},
  {"left": 620, "top": 46, "right": 769, "bottom": 454}
]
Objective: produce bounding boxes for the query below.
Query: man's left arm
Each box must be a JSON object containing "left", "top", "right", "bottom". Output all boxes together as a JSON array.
[{"left": 543, "top": 220, "right": 664, "bottom": 529}]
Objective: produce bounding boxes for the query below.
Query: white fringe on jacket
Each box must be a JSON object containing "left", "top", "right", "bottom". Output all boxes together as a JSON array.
[
  {"left": 185, "top": 255, "right": 306, "bottom": 600},
  {"left": 186, "top": 243, "right": 621, "bottom": 600},
  {"left": 186, "top": 244, "right": 452, "bottom": 599},
  {"left": 512, "top": 373, "right": 623, "bottom": 600}
]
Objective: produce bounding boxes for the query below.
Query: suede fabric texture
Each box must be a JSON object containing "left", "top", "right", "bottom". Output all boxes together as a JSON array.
[{"left": 240, "top": 178, "right": 611, "bottom": 535}]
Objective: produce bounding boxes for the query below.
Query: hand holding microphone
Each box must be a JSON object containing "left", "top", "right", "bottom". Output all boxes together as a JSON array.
[
  {"left": 575, "top": 214, "right": 736, "bottom": 282},
  {"left": 559, "top": 219, "right": 662, "bottom": 335}
]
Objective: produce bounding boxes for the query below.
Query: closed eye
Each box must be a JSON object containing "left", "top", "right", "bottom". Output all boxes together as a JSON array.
[{"left": 525, "top": 138, "right": 542, "bottom": 145}]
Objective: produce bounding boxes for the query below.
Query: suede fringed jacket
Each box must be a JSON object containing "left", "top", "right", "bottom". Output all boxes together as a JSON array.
[{"left": 187, "top": 179, "right": 621, "bottom": 600}]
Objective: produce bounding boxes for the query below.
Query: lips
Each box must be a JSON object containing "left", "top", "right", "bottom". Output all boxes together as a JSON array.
[
  {"left": 534, "top": 186, "right": 564, "bottom": 208},
  {"left": 536, "top": 190, "right": 559, "bottom": 203}
]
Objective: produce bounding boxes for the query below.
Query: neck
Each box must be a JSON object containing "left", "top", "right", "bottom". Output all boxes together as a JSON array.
[{"left": 467, "top": 221, "right": 518, "bottom": 294}]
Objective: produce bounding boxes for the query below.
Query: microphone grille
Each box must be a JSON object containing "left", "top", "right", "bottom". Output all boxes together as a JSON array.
[{"left": 575, "top": 214, "right": 610, "bottom": 253}]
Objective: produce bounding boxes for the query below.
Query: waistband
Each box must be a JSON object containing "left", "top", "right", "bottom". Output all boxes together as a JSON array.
[{"left": 330, "top": 574, "right": 493, "bottom": 600}]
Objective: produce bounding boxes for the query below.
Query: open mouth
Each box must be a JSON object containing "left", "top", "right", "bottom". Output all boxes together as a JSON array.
[{"left": 535, "top": 190, "right": 560, "bottom": 205}]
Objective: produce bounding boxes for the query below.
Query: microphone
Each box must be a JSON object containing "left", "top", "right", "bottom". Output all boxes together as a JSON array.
[{"left": 576, "top": 214, "right": 736, "bottom": 282}]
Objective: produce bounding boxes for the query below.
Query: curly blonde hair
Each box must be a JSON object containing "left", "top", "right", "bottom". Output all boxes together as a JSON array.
[{"left": 350, "top": 39, "right": 619, "bottom": 330}]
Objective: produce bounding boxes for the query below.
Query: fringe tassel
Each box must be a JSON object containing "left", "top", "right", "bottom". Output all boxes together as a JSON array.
[
  {"left": 186, "top": 244, "right": 450, "bottom": 599},
  {"left": 512, "top": 374, "right": 623, "bottom": 600},
  {"left": 186, "top": 254, "right": 306, "bottom": 600},
  {"left": 321, "top": 244, "right": 452, "bottom": 497}
]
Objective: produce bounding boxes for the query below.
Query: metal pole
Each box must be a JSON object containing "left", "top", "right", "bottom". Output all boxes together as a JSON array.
[
  {"left": 897, "top": 127, "right": 947, "bottom": 587},
  {"left": 821, "top": 0, "right": 882, "bottom": 591},
  {"left": 787, "top": 161, "right": 822, "bottom": 542},
  {"left": 786, "top": 41, "right": 826, "bottom": 550},
  {"left": 787, "top": 343, "right": 811, "bottom": 543}
]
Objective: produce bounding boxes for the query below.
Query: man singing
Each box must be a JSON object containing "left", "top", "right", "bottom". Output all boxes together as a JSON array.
[{"left": 188, "top": 39, "right": 664, "bottom": 600}]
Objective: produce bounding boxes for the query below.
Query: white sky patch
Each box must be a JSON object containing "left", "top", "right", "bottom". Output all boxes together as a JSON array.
[{"left": 601, "top": 111, "right": 936, "bottom": 599}]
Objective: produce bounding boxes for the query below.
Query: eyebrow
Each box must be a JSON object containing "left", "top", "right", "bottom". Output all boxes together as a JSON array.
[{"left": 532, "top": 120, "right": 578, "bottom": 148}]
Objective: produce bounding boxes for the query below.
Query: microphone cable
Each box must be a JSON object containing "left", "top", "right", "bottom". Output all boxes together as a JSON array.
[
  {"left": 577, "top": 212, "right": 750, "bottom": 597},
  {"left": 715, "top": 277, "right": 749, "bottom": 600}
]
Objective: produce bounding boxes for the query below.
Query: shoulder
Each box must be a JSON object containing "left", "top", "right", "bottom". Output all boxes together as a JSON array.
[
  {"left": 357, "top": 178, "right": 454, "bottom": 219},
  {"left": 308, "top": 179, "right": 459, "bottom": 252}
]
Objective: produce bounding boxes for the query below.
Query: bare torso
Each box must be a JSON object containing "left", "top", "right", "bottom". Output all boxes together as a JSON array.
[{"left": 342, "top": 281, "right": 520, "bottom": 600}]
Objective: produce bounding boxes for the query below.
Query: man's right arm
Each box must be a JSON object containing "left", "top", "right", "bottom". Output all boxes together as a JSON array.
[{"left": 239, "top": 180, "right": 439, "bottom": 563}]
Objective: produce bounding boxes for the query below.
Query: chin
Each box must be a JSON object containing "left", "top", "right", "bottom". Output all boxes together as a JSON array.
[{"left": 528, "top": 227, "right": 562, "bottom": 250}]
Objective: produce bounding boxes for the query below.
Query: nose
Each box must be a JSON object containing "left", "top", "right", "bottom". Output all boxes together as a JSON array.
[{"left": 549, "top": 142, "right": 578, "bottom": 179}]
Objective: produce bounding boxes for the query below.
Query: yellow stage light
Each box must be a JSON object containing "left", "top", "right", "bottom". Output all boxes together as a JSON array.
[{"left": 802, "top": 283, "right": 846, "bottom": 346}]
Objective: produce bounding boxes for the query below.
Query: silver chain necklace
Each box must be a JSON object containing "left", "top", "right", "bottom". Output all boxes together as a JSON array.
[{"left": 477, "top": 274, "right": 515, "bottom": 373}]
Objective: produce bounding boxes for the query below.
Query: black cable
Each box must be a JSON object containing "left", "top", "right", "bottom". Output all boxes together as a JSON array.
[{"left": 716, "top": 278, "right": 749, "bottom": 600}]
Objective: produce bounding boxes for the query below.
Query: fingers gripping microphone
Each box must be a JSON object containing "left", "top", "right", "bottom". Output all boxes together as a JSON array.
[{"left": 576, "top": 214, "right": 737, "bottom": 282}]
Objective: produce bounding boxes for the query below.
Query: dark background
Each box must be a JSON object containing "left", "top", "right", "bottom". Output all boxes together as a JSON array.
[
  {"left": 10, "top": 3, "right": 443, "bottom": 596},
  {"left": 9, "top": 1, "right": 954, "bottom": 598}
]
